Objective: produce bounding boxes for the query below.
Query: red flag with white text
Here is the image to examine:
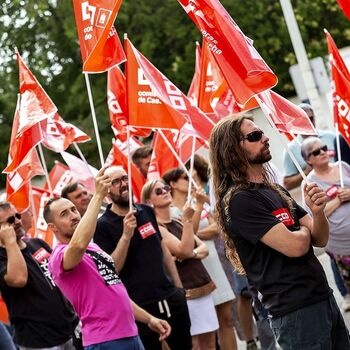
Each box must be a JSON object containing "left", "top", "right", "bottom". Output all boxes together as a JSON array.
[
  {"left": 44, "top": 162, "right": 75, "bottom": 198},
  {"left": 72, "top": 0, "right": 125, "bottom": 73},
  {"left": 6, "top": 150, "right": 45, "bottom": 213},
  {"left": 3, "top": 98, "right": 43, "bottom": 174},
  {"left": 125, "top": 38, "right": 215, "bottom": 140},
  {"left": 27, "top": 187, "right": 54, "bottom": 246},
  {"left": 257, "top": 90, "right": 317, "bottom": 136},
  {"left": 41, "top": 113, "right": 90, "bottom": 153},
  {"left": 188, "top": 42, "right": 202, "bottom": 105},
  {"left": 326, "top": 30, "right": 350, "bottom": 145},
  {"left": 178, "top": 0, "right": 278, "bottom": 107},
  {"left": 107, "top": 66, "right": 151, "bottom": 140}
]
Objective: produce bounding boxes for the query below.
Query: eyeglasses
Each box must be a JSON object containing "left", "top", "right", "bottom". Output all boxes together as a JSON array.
[
  {"left": 154, "top": 185, "right": 171, "bottom": 195},
  {"left": 308, "top": 145, "right": 328, "bottom": 158},
  {"left": 6, "top": 213, "right": 21, "bottom": 224},
  {"left": 240, "top": 130, "right": 264, "bottom": 142},
  {"left": 111, "top": 175, "right": 128, "bottom": 187}
]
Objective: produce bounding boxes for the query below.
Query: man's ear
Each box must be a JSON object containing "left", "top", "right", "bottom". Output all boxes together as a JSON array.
[{"left": 48, "top": 222, "right": 57, "bottom": 233}]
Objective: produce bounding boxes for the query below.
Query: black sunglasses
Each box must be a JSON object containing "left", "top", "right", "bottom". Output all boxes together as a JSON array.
[
  {"left": 7, "top": 213, "right": 21, "bottom": 224},
  {"left": 309, "top": 145, "right": 328, "bottom": 158},
  {"left": 154, "top": 185, "right": 171, "bottom": 195},
  {"left": 111, "top": 175, "right": 128, "bottom": 186},
  {"left": 240, "top": 130, "right": 264, "bottom": 142}
]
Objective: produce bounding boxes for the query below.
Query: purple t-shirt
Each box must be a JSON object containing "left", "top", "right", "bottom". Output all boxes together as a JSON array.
[{"left": 49, "top": 243, "right": 138, "bottom": 346}]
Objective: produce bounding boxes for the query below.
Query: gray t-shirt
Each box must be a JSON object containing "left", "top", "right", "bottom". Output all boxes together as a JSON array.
[{"left": 306, "top": 161, "right": 350, "bottom": 255}]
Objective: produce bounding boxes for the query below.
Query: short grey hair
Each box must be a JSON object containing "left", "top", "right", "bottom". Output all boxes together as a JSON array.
[{"left": 301, "top": 137, "right": 322, "bottom": 160}]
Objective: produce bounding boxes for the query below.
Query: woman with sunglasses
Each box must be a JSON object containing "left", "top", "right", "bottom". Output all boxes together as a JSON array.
[
  {"left": 163, "top": 165, "right": 238, "bottom": 350},
  {"left": 301, "top": 137, "right": 350, "bottom": 306},
  {"left": 141, "top": 180, "right": 219, "bottom": 350}
]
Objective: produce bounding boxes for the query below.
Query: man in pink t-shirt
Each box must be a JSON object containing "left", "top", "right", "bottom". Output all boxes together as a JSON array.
[{"left": 44, "top": 168, "right": 171, "bottom": 349}]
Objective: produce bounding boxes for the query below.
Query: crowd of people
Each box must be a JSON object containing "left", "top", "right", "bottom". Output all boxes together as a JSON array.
[{"left": 1, "top": 104, "right": 350, "bottom": 349}]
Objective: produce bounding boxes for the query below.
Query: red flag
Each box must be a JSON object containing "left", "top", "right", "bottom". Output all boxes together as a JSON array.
[
  {"left": 72, "top": 0, "right": 125, "bottom": 73},
  {"left": 257, "top": 90, "right": 317, "bottom": 136},
  {"left": 150, "top": 131, "right": 179, "bottom": 177},
  {"left": 44, "top": 162, "right": 75, "bottom": 198},
  {"left": 337, "top": 0, "right": 350, "bottom": 21},
  {"left": 178, "top": 0, "right": 277, "bottom": 107},
  {"left": 107, "top": 66, "right": 151, "bottom": 140},
  {"left": 16, "top": 52, "right": 56, "bottom": 134},
  {"left": 41, "top": 113, "right": 90, "bottom": 152},
  {"left": 3, "top": 99, "right": 43, "bottom": 173},
  {"left": 61, "top": 152, "right": 98, "bottom": 193},
  {"left": 188, "top": 42, "right": 202, "bottom": 105},
  {"left": 109, "top": 141, "right": 146, "bottom": 202},
  {"left": 176, "top": 132, "right": 204, "bottom": 164},
  {"left": 27, "top": 187, "right": 54, "bottom": 246},
  {"left": 325, "top": 30, "right": 350, "bottom": 145},
  {"left": 125, "top": 38, "right": 215, "bottom": 140},
  {"left": 147, "top": 151, "right": 161, "bottom": 181},
  {"left": 6, "top": 150, "right": 45, "bottom": 214}
]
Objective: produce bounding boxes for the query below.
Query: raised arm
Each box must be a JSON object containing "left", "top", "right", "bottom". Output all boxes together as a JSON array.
[
  {"left": 0, "top": 225, "right": 27, "bottom": 287},
  {"left": 63, "top": 168, "right": 111, "bottom": 270}
]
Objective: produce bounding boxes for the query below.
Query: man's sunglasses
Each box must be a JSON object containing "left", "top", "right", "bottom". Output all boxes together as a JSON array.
[
  {"left": 308, "top": 145, "right": 328, "bottom": 158},
  {"left": 154, "top": 185, "right": 171, "bottom": 195},
  {"left": 240, "top": 130, "right": 264, "bottom": 142},
  {"left": 7, "top": 213, "right": 21, "bottom": 224},
  {"left": 111, "top": 175, "right": 128, "bottom": 187}
]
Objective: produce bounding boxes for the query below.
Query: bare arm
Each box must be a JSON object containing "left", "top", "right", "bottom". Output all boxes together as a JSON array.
[
  {"left": 301, "top": 182, "right": 329, "bottom": 247},
  {"left": 260, "top": 223, "right": 311, "bottom": 257},
  {"left": 63, "top": 168, "right": 111, "bottom": 271},
  {"left": 161, "top": 241, "right": 183, "bottom": 288},
  {"left": 110, "top": 211, "right": 137, "bottom": 273},
  {"left": 197, "top": 215, "right": 218, "bottom": 241},
  {"left": 324, "top": 196, "right": 341, "bottom": 217},
  {"left": 0, "top": 225, "right": 27, "bottom": 287},
  {"left": 191, "top": 188, "right": 207, "bottom": 234},
  {"left": 131, "top": 301, "right": 171, "bottom": 341}
]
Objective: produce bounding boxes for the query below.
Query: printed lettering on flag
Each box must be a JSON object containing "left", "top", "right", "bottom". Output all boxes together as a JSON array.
[
  {"left": 72, "top": 0, "right": 125, "bottom": 73},
  {"left": 326, "top": 30, "right": 350, "bottom": 145},
  {"left": 178, "top": 0, "right": 278, "bottom": 107}
]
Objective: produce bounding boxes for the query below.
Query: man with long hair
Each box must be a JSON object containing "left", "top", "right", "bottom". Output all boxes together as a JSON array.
[{"left": 209, "top": 116, "right": 350, "bottom": 349}]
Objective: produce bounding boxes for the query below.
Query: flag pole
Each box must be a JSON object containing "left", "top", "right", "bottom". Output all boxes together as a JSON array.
[
  {"left": 335, "top": 122, "right": 344, "bottom": 187},
  {"left": 73, "top": 142, "right": 95, "bottom": 177},
  {"left": 37, "top": 144, "right": 54, "bottom": 197},
  {"left": 84, "top": 73, "right": 105, "bottom": 167},
  {"left": 187, "top": 136, "right": 197, "bottom": 203},
  {"left": 127, "top": 126, "right": 133, "bottom": 211},
  {"left": 256, "top": 92, "right": 307, "bottom": 182},
  {"left": 124, "top": 33, "right": 133, "bottom": 211},
  {"left": 158, "top": 129, "right": 199, "bottom": 189}
]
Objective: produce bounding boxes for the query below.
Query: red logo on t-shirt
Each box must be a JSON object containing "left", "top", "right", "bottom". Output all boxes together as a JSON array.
[
  {"left": 325, "top": 185, "right": 338, "bottom": 199},
  {"left": 272, "top": 208, "right": 295, "bottom": 226},
  {"left": 32, "top": 247, "right": 50, "bottom": 263},
  {"left": 138, "top": 222, "right": 157, "bottom": 239}
]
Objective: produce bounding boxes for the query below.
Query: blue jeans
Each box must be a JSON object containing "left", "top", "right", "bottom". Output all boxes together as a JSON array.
[
  {"left": 269, "top": 295, "right": 350, "bottom": 349},
  {"left": 329, "top": 254, "right": 348, "bottom": 297},
  {"left": 0, "top": 322, "right": 16, "bottom": 350},
  {"left": 84, "top": 336, "right": 144, "bottom": 350}
]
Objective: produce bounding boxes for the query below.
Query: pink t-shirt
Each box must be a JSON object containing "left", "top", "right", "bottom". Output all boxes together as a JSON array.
[{"left": 49, "top": 243, "right": 138, "bottom": 346}]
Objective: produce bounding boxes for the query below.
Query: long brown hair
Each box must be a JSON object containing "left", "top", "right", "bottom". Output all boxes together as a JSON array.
[{"left": 209, "top": 116, "right": 294, "bottom": 274}]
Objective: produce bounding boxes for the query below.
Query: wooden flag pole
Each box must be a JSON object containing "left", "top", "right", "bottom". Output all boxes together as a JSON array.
[{"left": 84, "top": 73, "right": 104, "bottom": 167}]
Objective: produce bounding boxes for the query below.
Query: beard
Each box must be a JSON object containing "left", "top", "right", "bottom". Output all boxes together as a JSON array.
[
  {"left": 248, "top": 144, "right": 272, "bottom": 164},
  {"left": 109, "top": 186, "right": 130, "bottom": 208}
]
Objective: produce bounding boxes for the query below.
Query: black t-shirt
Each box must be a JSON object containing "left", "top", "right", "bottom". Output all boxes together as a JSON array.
[
  {"left": 94, "top": 204, "right": 176, "bottom": 305},
  {"left": 225, "top": 183, "right": 332, "bottom": 317},
  {"left": 0, "top": 238, "right": 77, "bottom": 348}
]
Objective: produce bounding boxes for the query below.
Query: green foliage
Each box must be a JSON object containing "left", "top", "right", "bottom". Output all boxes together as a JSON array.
[{"left": 0, "top": 0, "right": 349, "bottom": 187}]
